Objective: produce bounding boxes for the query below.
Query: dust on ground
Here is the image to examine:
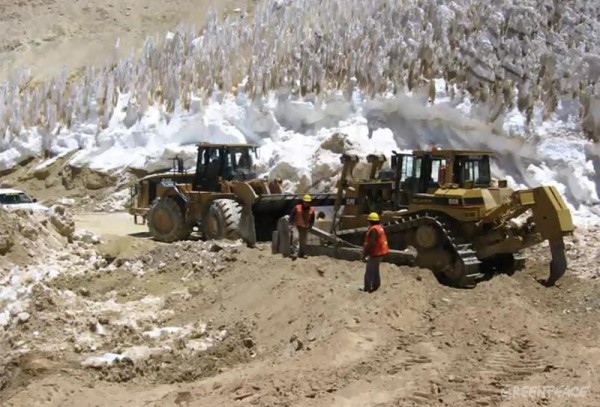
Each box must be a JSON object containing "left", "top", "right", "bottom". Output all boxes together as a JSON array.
[{"left": 0, "top": 211, "right": 598, "bottom": 407}]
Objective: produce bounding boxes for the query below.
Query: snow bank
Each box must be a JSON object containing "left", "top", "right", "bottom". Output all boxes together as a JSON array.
[{"left": 10, "top": 82, "right": 597, "bottom": 226}]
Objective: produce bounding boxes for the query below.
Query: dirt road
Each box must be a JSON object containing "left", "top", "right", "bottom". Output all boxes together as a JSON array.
[
  {"left": 74, "top": 212, "right": 147, "bottom": 238},
  {"left": 1, "top": 210, "right": 598, "bottom": 407}
]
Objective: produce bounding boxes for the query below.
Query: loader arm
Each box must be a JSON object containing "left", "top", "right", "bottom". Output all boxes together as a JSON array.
[{"left": 332, "top": 154, "right": 360, "bottom": 230}]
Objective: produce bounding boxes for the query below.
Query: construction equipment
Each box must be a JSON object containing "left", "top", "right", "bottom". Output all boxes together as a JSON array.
[
  {"left": 129, "top": 143, "right": 336, "bottom": 245},
  {"left": 274, "top": 147, "right": 574, "bottom": 288}
]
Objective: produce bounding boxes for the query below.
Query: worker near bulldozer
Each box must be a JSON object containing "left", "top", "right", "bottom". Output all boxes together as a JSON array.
[
  {"left": 289, "top": 194, "right": 315, "bottom": 259},
  {"left": 361, "top": 212, "right": 389, "bottom": 293}
]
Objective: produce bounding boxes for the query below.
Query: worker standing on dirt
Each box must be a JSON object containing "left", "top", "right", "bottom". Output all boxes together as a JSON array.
[
  {"left": 289, "top": 194, "right": 315, "bottom": 259},
  {"left": 361, "top": 212, "right": 389, "bottom": 293}
]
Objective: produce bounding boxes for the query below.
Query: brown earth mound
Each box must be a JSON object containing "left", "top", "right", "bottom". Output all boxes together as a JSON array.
[
  {"left": 1, "top": 237, "right": 599, "bottom": 406},
  {"left": 0, "top": 206, "right": 73, "bottom": 270}
]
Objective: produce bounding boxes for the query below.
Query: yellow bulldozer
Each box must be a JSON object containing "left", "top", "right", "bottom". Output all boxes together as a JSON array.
[
  {"left": 273, "top": 147, "right": 574, "bottom": 288},
  {"left": 129, "top": 142, "right": 336, "bottom": 245}
]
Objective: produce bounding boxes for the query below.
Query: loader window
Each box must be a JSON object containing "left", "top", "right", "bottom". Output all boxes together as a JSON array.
[
  {"left": 197, "top": 149, "right": 209, "bottom": 175},
  {"left": 206, "top": 150, "right": 222, "bottom": 179},
  {"left": 222, "top": 151, "right": 235, "bottom": 180},
  {"left": 235, "top": 150, "right": 253, "bottom": 170}
]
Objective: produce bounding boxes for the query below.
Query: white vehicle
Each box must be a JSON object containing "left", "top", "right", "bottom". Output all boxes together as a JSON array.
[{"left": 0, "top": 188, "right": 48, "bottom": 212}]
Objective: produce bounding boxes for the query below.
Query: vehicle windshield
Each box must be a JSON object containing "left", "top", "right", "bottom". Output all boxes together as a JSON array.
[
  {"left": 0, "top": 192, "right": 33, "bottom": 204},
  {"left": 231, "top": 150, "right": 254, "bottom": 170},
  {"left": 454, "top": 155, "right": 491, "bottom": 186}
]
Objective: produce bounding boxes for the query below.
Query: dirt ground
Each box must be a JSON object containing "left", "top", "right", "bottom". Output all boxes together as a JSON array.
[
  {"left": 0, "top": 0, "right": 247, "bottom": 81},
  {"left": 0, "top": 212, "right": 598, "bottom": 407}
]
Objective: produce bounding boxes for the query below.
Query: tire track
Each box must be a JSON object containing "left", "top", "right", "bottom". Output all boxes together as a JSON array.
[
  {"left": 389, "top": 333, "right": 552, "bottom": 406},
  {"left": 457, "top": 335, "right": 550, "bottom": 406}
]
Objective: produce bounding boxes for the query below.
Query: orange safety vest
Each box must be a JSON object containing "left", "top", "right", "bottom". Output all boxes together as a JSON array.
[
  {"left": 364, "top": 224, "right": 390, "bottom": 256},
  {"left": 292, "top": 204, "right": 315, "bottom": 228}
]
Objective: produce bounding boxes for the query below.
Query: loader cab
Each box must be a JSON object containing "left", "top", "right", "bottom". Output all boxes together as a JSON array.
[
  {"left": 193, "top": 143, "right": 259, "bottom": 191},
  {"left": 391, "top": 149, "right": 494, "bottom": 205}
]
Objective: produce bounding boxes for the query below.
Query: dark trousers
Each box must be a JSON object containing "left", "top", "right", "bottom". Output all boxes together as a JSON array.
[{"left": 364, "top": 256, "right": 382, "bottom": 292}]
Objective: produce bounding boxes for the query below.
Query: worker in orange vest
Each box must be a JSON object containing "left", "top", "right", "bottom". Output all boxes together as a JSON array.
[
  {"left": 289, "top": 194, "right": 316, "bottom": 259},
  {"left": 360, "top": 212, "right": 389, "bottom": 292}
]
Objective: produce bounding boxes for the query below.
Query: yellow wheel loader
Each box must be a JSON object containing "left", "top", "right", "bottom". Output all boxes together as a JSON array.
[
  {"left": 129, "top": 143, "right": 336, "bottom": 246},
  {"left": 274, "top": 147, "right": 574, "bottom": 288}
]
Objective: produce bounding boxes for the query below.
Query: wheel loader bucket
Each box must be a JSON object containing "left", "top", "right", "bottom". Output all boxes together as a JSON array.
[{"left": 249, "top": 193, "right": 337, "bottom": 242}]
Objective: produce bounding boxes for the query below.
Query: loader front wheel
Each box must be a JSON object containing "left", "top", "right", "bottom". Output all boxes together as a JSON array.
[
  {"left": 203, "top": 199, "right": 242, "bottom": 241},
  {"left": 148, "top": 197, "right": 190, "bottom": 243}
]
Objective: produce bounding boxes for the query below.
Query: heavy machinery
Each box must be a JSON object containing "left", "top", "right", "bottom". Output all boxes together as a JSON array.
[
  {"left": 129, "top": 142, "right": 336, "bottom": 245},
  {"left": 273, "top": 147, "right": 574, "bottom": 288}
]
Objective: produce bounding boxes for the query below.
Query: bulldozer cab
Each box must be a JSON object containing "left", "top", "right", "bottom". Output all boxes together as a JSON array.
[
  {"left": 193, "top": 143, "right": 258, "bottom": 192},
  {"left": 391, "top": 149, "right": 494, "bottom": 205},
  {"left": 453, "top": 154, "right": 492, "bottom": 188}
]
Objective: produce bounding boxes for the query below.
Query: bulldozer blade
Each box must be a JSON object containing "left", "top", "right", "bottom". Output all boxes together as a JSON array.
[{"left": 545, "top": 239, "right": 567, "bottom": 286}]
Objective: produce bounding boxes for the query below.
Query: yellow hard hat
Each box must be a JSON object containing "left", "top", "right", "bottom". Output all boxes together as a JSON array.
[
  {"left": 367, "top": 212, "right": 380, "bottom": 221},
  {"left": 302, "top": 194, "right": 312, "bottom": 203}
]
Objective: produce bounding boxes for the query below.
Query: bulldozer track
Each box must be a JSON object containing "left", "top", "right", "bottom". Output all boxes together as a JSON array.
[
  {"left": 389, "top": 335, "right": 549, "bottom": 406},
  {"left": 428, "top": 213, "right": 484, "bottom": 288},
  {"left": 336, "top": 212, "right": 483, "bottom": 287}
]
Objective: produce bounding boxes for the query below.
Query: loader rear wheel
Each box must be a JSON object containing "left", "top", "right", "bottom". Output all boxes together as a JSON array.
[
  {"left": 148, "top": 197, "right": 191, "bottom": 243},
  {"left": 203, "top": 199, "right": 242, "bottom": 241}
]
